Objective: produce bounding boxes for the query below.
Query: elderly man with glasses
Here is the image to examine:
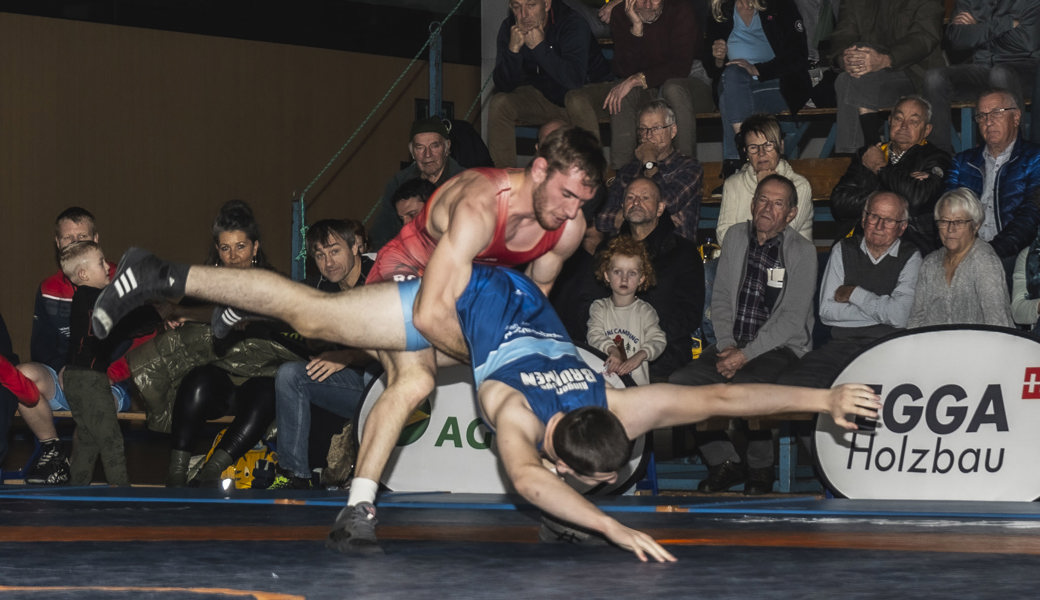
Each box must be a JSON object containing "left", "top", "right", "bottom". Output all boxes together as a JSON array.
[
  {"left": 923, "top": 0, "right": 1040, "bottom": 155},
  {"left": 596, "top": 99, "right": 703, "bottom": 242},
  {"left": 777, "top": 190, "right": 921, "bottom": 390},
  {"left": 831, "top": 95, "right": 951, "bottom": 254},
  {"left": 945, "top": 88, "right": 1040, "bottom": 272}
]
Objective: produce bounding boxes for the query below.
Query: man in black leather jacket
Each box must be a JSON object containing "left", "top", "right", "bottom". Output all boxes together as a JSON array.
[{"left": 830, "top": 95, "right": 950, "bottom": 253}]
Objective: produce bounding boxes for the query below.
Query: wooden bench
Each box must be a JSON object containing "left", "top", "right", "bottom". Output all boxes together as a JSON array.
[{"left": 47, "top": 410, "right": 233, "bottom": 424}]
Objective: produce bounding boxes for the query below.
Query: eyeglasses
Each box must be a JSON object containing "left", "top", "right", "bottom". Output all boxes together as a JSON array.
[
  {"left": 745, "top": 141, "right": 777, "bottom": 155},
  {"left": 864, "top": 212, "right": 907, "bottom": 229},
  {"left": 974, "top": 107, "right": 1018, "bottom": 123},
  {"left": 936, "top": 219, "right": 974, "bottom": 231},
  {"left": 890, "top": 114, "right": 924, "bottom": 127},
  {"left": 753, "top": 196, "right": 789, "bottom": 210},
  {"left": 637, "top": 124, "right": 673, "bottom": 136}
]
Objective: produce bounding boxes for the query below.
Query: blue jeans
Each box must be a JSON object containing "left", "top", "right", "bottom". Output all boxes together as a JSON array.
[
  {"left": 718, "top": 65, "right": 787, "bottom": 160},
  {"left": 274, "top": 361, "right": 373, "bottom": 478}
]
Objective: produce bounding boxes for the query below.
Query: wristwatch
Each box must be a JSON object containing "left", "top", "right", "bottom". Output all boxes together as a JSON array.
[{"left": 643, "top": 160, "right": 657, "bottom": 171}]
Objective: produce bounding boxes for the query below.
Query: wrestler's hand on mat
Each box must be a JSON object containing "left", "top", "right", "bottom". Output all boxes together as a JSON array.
[
  {"left": 828, "top": 383, "right": 881, "bottom": 430},
  {"left": 603, "top": 521, "right": 677, "bottom": 563}
]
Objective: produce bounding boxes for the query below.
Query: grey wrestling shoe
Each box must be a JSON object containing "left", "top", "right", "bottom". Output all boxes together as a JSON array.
[
  {"left": 538, "top": 513, "right": 608, "bottom": 546},
  {"left": 92, "top": 247, "right": 188, "bottom": 339},
  {"left": 326, "top": 502, "right": 384, "bottom": 555},
  {"left": 212, "top": 306, "right": 244, "bottom": 339},
  {"left": 211, "top": 305, "right": 275, "bottom": 339}
]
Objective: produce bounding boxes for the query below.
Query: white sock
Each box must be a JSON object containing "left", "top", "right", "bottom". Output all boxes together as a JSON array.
[{"left": 347, "top": 477, "right": 378, "bottom": 507}]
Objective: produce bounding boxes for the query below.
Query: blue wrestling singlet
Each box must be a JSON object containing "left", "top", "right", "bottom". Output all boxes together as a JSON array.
[{"left": 455, "top": 265, "right": 607, "bottom": 425}]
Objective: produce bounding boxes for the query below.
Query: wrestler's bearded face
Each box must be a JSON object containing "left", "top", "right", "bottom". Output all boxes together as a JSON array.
[{"left": 533, "top": 166, "right": 596, "bottom": 231}]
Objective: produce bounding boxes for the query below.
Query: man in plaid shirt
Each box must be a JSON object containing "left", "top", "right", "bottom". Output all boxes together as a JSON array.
[
  {"left": 596, "top": 100, "right": 702, "bottom": 243},
  {"left": 669, "top": 174, "right": 816, "bottom": 495}
]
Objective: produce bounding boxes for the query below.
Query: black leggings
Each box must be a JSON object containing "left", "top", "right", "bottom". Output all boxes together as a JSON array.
[{"left": 170, "top": 364, "right": 275, "bottom": 459}]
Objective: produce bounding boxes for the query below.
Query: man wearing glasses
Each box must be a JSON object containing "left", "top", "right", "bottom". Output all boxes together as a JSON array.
[
  {"left": 669, "top": 174, "right": 816, "bottom": 495},
  {"left": 923, "top": 0, "right": 1040, "bottom": 155},
  {"left": 945, "top": 88, "right": 1040, "bottom": 268},
  {"left": 831, "top": 95, "right": 951, "bottom": 253},
  {"left": 596, "top": 99, "right": 702, "bottom": 242},
  {"left": 778, "top": 190, "right": 921, "bottom": 390}
]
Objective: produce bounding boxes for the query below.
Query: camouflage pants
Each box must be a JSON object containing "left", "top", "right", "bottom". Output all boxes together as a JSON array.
[{"left": 63, "top": 367, "right": 129, "bottom": 486}]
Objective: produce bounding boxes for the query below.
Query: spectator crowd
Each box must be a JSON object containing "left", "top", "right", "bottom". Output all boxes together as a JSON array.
[{"left": 2, "top": 0, "right": 1039, "bottom": 499}]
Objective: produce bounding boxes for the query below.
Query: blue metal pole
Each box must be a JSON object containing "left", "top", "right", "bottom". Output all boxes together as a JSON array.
[
  {"left": 429, "top": 23, "right": 443, "bottom": 117},
  {"left": 291, "top": 194, "right": 304, "bottom": 281}
]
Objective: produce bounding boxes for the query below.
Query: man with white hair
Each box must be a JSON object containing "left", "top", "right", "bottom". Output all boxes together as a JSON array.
[{"left": 945, "top": 88, "right": 1040, "bottom": 266}]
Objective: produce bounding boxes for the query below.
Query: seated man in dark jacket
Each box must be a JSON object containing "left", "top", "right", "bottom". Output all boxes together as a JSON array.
[
  {"left": 945, "top": 88, "right": 1040, "bottom": 267},
  {"left": 582, "top": 177, "right": 703, "bottom": 382},
  {"left": 487, "top": 0, "right": 611, "bottom": 168},
  {"left": 830, "top": 95, "right": 951, "bottom": 253}
]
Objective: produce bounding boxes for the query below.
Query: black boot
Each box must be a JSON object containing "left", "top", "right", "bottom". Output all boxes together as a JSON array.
[
  {"left": 167, "top": 449, "right": 192, "bottom": 487},
  {"left": 191, "top": 448, "right": 235, "bottom": 487},
  {"left": 697, "top": 459, "right": 746, "bottom": 493}
]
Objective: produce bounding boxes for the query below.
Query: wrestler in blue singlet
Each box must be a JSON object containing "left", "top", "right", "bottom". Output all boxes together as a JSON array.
[{"left": 397, "top": 265, "right": 607, "bottom": 425}]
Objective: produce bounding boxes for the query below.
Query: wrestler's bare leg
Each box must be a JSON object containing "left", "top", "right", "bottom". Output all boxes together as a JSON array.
[
  {"left": 93, "top": 249, "right": 412, "bottom": 349},
  {"left": 181, "top": 267, "right": 410, "bottom": 349},
  {"left": 326, "top": 347, "right": 438, "bottom": 553},
  {"left": 356, "top": 349, "right": 438, "bottom": 484},
  {"left": 16, "top": 363, "right": 59, "bottom": 441}
]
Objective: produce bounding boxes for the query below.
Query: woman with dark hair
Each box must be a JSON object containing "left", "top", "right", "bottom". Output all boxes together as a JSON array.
[
  {"left": 167, "top": 200, "right": 286, "bottom": 487},
  {"left": 205, "top": 199, "right": 271, "bottom": 268}
]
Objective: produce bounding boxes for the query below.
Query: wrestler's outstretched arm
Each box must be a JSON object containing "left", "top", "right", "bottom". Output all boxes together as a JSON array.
[
  {"left": 486, "top": 385, "right": 676, "bottom": 563},
  {"left": 609, "top": 383, "right": 882, "bottom": 440}
]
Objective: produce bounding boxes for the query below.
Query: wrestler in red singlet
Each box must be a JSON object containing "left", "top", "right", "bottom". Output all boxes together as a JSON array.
[{"left": 366, "top": 168, "right": 566, "bottom": 284}]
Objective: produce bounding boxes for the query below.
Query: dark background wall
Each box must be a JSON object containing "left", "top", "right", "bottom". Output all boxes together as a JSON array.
[{"left": 0, "top": 10, "right": 481, "bottom": 357}]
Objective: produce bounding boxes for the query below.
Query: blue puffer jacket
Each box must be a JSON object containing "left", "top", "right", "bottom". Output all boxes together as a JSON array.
[{"left": 946, "top": 139, "right": 1040, "bottom": 259}]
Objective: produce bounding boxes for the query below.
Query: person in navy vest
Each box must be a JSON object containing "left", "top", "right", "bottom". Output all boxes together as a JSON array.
[{"left": 779, "top": 191, "right": 921, "bottom": 390}]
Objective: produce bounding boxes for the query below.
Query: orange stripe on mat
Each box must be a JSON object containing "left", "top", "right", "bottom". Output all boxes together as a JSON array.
[{"left": 0, "top": 586, "right": 302, "bottom": 599}]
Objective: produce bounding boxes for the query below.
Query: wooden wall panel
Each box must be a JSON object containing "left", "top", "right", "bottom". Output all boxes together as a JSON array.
[{"left": 0, "top": 13, "right": 480, "bottom": 356}]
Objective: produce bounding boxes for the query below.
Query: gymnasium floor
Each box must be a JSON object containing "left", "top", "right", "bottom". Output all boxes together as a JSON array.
[{"left": 2, "top": 485, "right": 1040, "bottom": 599}]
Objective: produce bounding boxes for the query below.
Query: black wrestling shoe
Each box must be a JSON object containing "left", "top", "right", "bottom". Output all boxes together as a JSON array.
[
  {"left": 744, "top": 467, "right": 775, "bottom": 496},
  {"left": 326, "top": 502, "right": 383, "bottom": 555},
  {"left": 697, "top": 459, "right": 746, "bottom": 493},
  {"left": 24, "top": 440, "right": 70, "bottom": 485},
  {"left": 92, "top": 247, "right": 188, "bottom": 339}
]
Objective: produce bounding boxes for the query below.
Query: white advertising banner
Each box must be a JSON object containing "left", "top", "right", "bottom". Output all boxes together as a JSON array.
[
  {"left": 356, "top": 347, "right": 646, "bottom": 495},
  {"left": 815, "top": 327, "right": 1040, "bottom": 501}
]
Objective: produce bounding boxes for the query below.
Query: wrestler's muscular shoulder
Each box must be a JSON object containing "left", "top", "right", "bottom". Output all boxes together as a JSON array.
[{"left": 425, "top": 170, "right": 503, "bottom": 245}]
